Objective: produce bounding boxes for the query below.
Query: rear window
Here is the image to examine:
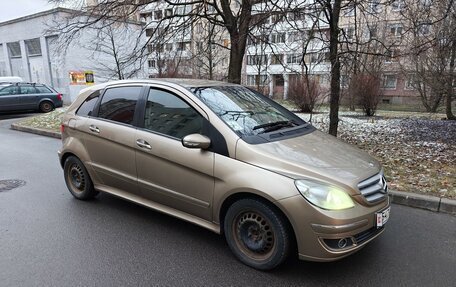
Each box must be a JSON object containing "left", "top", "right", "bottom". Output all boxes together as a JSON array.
[
  {"left": 76, "top": 91, "right": 100, "bottom": 117},
  {"left": 98, "top": 86, "right": 141, "bottom": 125},
  {"left": 20, "top": 84, "right": 37, "bottom": 94},
  {"left": 36, "top": 86, "right": 52, "bottom": 93}
]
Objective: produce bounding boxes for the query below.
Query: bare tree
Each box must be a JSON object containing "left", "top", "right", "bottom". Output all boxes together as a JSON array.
[
  {"left": 400, "top": 0, "right": 455, "bottom": 119},
  {"left": 288, "top": 76, "right": 323, "bottom": 113},
  {"left": 88, "top": 24, "right": 146, "bottom": 80}
]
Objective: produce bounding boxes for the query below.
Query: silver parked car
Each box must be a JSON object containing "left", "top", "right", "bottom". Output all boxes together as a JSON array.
[{"left": 0, "top": 83, "right": 63, "bottom": 113}]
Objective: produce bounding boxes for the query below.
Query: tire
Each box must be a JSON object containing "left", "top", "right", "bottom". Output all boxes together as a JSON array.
[
  {"left": 39, "top": 101, "right": 54, "bottom": 113},
  {"left": 224, "top": 198, "right": 291, "bottom": 270},
  {"left": 63, "top": 156, "right": 98, "bottom": 200}
]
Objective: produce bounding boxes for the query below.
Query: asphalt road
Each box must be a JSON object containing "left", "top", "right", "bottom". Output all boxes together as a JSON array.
[{"left": 0, "top": 117, "right": 455, "bottom": 287}]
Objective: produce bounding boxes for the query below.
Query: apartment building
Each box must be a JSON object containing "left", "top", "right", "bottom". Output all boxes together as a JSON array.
[{"left": 140, "top": 0, "right": 429, "bottom": 104}]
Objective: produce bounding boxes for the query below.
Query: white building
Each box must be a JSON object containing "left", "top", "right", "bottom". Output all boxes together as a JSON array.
[{"left": 0, "top": 8, "right": 146, "bottom": 103}]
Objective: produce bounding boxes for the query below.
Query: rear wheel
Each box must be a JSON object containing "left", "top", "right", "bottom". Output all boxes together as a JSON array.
[
  {"left": 39, "top": 101, "right": 54, "bottom": 113},
  {"left": 63, "top": 156, "right": 98, "bottom": 200},
  {"left": 224, "top": 198, "right": 291, "bottom": 270}
]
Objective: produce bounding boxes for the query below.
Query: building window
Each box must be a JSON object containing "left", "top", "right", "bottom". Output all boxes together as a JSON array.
[
  {"left": 246, "top": 55, "right": 267, "bottom": 66},
  {"left": 25, "top": 38, "right": 42, "bottom": 57},
  {"left": 270, "top": 14, "right": 284, "bottom": 23},
  {"left": 368, "top": 0, "right": 382, "bottom": 13},
  {"left": 420, "top": 0, "right": 432, "bottom": 8},
  {"left": 383, "top": 74, "right": 397, "bottom": 89},
  {"left": 247, "top": 75, "right": 268, "bottom": 86},
  {"left": 365, "top": 25, "right": 378, "bottom": 39},
  {"left": 287, "top": 31, "right": 301, "bottom": 43},
  {"left": 417, "top": 22, "right": 431, "bottom": 36},
  {"left": 405, "top": 74, "right": 418, "bottom": 90},
  {"left": 288, "top": 9, "right": 305, "bottom": 21},
  {"left": 274, "top": 74, "right": 284, "bottom": 87},
  {"left": 147, "top": 44, "right": 153, "bottom": 53},
  {"left": 154, "top": 10, "right": 163, "bottom": 20},
  {"left": 7, "top": 42, "right": 21, "bottom": 58},
  {"left": 140, "top": 12, "right": 152, "bottom": 22},
  {"left": 385, "top": 48, "right": 399, "bottom": 63},
  {"left": 391, "top": 0, "right": 405, "bottom": 11},
  {"left": 165, "top": 8, "right": 173, "bottom": 17},
  {"left": 146, "top": 28, "right": 154, "bottom": 37},
  {"left": 340, "top": 75, "right": 349, "bottom": 88},
  {"left": 271, "top": 33, "right": 285, "bottom": 44},
  {"left": 344, "top": 27, "right": 355, "bottom": 40},
  {"left": 177, "top": 41, "right": 191, "bottom": 51},
  {"left": 344, "top": 3, "right": 356, "bottom": 16},
  {"left": 287, "top": 54, "right": 301, "bottom": 64},
  {"left": 165, "top": 43, "right": 173, "bottom": 51},
  {"left": 148, "top": 60, "right": 156, "bottom": 68},
  {"left": 271, "top": 54, "right": 284, "bottom": 65},
  {"left": 389, "top": 24, "right": 403, "bottom": 37}
]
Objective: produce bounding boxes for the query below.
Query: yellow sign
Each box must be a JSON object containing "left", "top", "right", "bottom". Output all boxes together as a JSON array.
[{"left": 69, "top": 71, "right": 95, "bottom": 85}]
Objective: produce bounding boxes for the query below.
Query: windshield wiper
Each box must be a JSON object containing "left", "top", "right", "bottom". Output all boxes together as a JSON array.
[
  {"left": 253, "top": 120, "right": 297, "bottom": 133},
  {"left": 221, "top": 110, "right": 254, "bottom": 116}
]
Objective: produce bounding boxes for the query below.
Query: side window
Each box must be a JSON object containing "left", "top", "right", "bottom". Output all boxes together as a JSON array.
[
  {"left": 0, "top": 86, "right": 19, "bottom": 95},
  {"left": 98, "top": 86, "right": 141, "bottom": 125},
  {"left": 76, "top": 91, "right": 100, "bottom": 117},
  {"left": 144, "top": 88, "right": 203, "bottom": 139},
  {"left": 36, "top": 86, "right": 52, "bottom": 93},
  {"left": 19, "top": 85, "right": 37, "bottom": 94}
]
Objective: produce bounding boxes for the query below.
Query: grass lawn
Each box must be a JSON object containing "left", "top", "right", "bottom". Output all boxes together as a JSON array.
[{"left": 14, "top": 106, "right": 456, "bottom": 199}]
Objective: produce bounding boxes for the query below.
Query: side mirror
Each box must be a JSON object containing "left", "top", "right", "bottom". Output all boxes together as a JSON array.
[{"left": 182, "top": 134, "right": 211, "bottom": 149}]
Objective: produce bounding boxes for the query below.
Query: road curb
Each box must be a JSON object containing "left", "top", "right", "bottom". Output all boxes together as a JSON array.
[
  {"left": 8, "top": 123, "right": 456, "bottom": 216},
  {"left": 389, "top": 190, "right": 456, "bottom": 215},
  {"left": 10, "top": 123, "right": 61, "bottom": 139}
]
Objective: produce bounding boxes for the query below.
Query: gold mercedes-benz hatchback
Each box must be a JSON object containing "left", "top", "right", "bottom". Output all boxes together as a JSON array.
[{"left": 59, "top": 79, "right": 390, "bottom": 270}]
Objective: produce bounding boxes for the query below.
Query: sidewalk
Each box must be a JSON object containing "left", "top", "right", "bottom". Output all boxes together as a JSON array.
[{"left": 10, "top": 121, "right": 456, "bottom": 216}]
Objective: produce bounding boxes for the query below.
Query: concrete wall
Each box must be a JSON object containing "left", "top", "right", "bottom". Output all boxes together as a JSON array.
[{"left": 0, "top": 9, "right": 146, "bottom": 104}]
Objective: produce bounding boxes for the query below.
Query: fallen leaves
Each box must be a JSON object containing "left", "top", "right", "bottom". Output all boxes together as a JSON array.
[{"left": 300, "top": 111, "right": 456, "bottom": 199}]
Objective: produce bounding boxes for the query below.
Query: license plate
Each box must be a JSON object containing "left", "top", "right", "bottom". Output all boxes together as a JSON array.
[{"left": 376, "top": 207, "right": 390, "bottom": 228}]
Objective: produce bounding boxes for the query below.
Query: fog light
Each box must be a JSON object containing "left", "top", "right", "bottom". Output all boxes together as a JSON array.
[
  {"left": 323, "top": 237, "right": 354, "bottom": 250},
  {"left": 338, "top": 238, "right": 348, "bottom": 249}
]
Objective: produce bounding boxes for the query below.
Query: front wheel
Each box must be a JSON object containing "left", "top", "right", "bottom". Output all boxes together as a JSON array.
[
  {"left": 224, "top": 198, "right": 291, "bottom": 270},
  {"left": 63, "top": 156, "right": 98, "bottom": 200}
]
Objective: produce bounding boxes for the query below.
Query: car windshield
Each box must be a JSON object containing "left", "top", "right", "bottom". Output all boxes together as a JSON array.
[{"left": 191, "top": 86, "right": 304, "bottom": 137}]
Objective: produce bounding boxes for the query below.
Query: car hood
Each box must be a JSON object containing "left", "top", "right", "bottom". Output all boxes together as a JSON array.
[{"left": 235, "top": 129, "right": 381, "bottom": 194}]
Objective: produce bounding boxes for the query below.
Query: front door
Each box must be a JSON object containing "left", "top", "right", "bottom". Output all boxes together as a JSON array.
[{"left": 135, "top": 87, "right": 214, "bottom": 220}]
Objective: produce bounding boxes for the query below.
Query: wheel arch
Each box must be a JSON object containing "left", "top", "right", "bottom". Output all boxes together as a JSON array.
[{"left": 218, "top": 192, "right": 298, "bottom": 253}]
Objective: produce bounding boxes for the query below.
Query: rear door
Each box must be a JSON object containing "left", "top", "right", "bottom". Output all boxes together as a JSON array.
[
  {"left": 81, "top": 85, "right": 144, "bottom": 194},
  {"left": 135, "top": 86, "right": 215, "bottom": 220},
  {"left": 0, "top": 86, "right": 20, "bottom": 111}
]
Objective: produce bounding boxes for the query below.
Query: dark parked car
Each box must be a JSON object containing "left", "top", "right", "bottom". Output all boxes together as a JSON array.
[{"left": 0, "top": 83, "right": 63, "bottom": 113}]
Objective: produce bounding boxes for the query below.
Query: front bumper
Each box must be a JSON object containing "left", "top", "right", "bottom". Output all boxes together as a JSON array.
[{"left": 277, "top": 194, "right": 390, "bottom": 262}]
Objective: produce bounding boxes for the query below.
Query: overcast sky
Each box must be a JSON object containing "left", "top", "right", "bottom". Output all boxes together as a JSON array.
[{"left": 0, "top": 0, "right": 56, "bottom": 22}]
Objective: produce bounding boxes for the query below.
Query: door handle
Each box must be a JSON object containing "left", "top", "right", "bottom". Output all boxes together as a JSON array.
[
  {"left": 136, "top": 139, "right": 152, "bottom": 150},
  {"left": 89, "top": 125, "right": 100, "bottom": 133}
]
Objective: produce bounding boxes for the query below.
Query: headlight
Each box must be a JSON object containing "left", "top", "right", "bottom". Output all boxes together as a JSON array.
[{"left": 295, "top": 179, "right": 355, "bottom": 210}]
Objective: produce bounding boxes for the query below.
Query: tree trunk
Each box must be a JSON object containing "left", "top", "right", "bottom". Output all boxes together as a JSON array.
[
  {"left": 446, "top": 36, "right": 456, "bottom": 120},
  {"left": 328, "top": 0, "right": 342, "bottom": 137},
  {"left": 227, "top": 32, "right": 245, "bottom": 84}
]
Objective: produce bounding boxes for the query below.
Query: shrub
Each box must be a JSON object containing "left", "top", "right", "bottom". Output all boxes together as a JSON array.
[
  {"left": 288, "top": 76, "right": 322, "bottom": 113},
  {"left": 349, "top": 74, "right": 381, "bottom": 116}
]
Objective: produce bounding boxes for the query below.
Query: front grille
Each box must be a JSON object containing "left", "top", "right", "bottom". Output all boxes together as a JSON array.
[{"left": 358, "top": 172, "right": 388, "bottom": 203}]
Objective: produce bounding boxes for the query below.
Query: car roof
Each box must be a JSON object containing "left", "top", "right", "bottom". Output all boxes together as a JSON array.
[{"left": 81, "top": 78, "right": 238, "bottom": 94}]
